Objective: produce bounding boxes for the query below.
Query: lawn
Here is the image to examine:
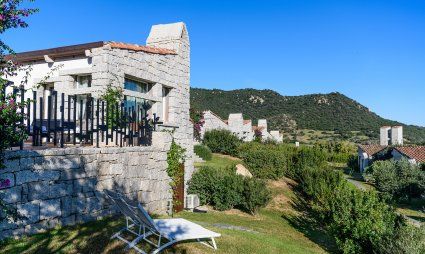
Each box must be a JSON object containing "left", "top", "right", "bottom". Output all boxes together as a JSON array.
[
  {"left": 0, "top": 154, "right": 335, "bottom": 253},
  {"left": 0, "top": 178, "right": 332, "bottom": 254},
  {"left": 194, "top": 153, "right": 241, "bottom": 169}
]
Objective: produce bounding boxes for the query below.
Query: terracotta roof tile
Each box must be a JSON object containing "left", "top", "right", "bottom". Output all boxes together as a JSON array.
[
  {"left": 394, "top": 146, "right": 425, "bottom": 163},
  {"left": 358, "top": 144, "right": 387, "bottom": 156},
  {"left": 107, "top": 42, "right": 176, "bottom": 55}
]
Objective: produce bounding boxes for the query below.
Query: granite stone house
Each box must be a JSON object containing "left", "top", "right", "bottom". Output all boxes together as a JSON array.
[
  {"left": 200, "top": 110, "right": 282, "bottom": 142},
  {"left": 0, "top": 22, "right": 194, "bottom": 239},
  {"left": 358, "top": 126, "right": 425, "bottom": 172}
]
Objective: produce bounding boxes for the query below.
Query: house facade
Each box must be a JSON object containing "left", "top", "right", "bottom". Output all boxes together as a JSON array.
[
  {"left": 200, "top": 110, "right": 282, "bottom": 142},
  {"left": 358, "top": 126, "right": 425, "bottom": 172},
  {"left": 0, "top": 24, "right": 195, "bottom": 238},
  {"left": 6, "top": 22, "right": 193, "bottom": 181},
  {"left": 357, "top": 144, "right": 388, "bottom": 173}
]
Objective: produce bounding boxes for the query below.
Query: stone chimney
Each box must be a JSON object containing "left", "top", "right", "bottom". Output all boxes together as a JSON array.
[
  {"left": 147, "top": 22, "right": 193, "bottom": 201},
  {"left": 380, "top": 126, "right": 403, "bottom": 146},
  {"left": 258, "top": 119, "right": 268, "bottom": 133},
  {"left": 391, "top": 126, "right": 403, "bottom": 145},
  {"left": 147, "top": 22, "right": 189, "bottom": 56},
  {"left": 380, "top": 126, "right": 391, "bottom": 146},
  {"left": 228, "top": 113, "right": 243, "bottom": 129}
]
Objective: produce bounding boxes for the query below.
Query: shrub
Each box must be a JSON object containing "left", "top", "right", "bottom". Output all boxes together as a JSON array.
[
  {"left": 293, "top": 146, "right": 327, "bottom": 173},
  {"left": 187, "top": 166, "right": 243, "bottom": 210},
  {"left": 203, "top": 129, "right": 241, "bottom": 156},
  {"left": 296, "top": 166, "right": 405, "bottom": 254},
  {"left": 241, "top": 178, "right": 271, "bottom": 214},
  {"left": 240, "top": 147, "right": 288, "bottom": 179},
  {"left": 313, "top": 140, "right": 356, "bottom": 163},
  {"left": 347, "top": 154, "right": 359, "bottom": 171},
  {"left": 378, "top": 224, "right": 425, "bottom": 254},
  {"left": 365, "top": 159, "right": 425, "bottom": 201},
  {"left": 194, "top": 144, "right": 212, "bottom": 161},
  {"left": 238, "top": 142, "right": 327, "bottom": 179},
  {"left": 188, "top": 166, "right": 270, "bottom": 213}
]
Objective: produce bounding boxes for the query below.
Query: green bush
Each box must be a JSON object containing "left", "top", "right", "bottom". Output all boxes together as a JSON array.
[
  {"left": 238, "top": 142, "right": 326, "bottom": 179},
  {"left": 239, "top": 147, "right": 288, "bottom": 179},
  {"left": 313, "top": 140, "right": 356, "bottom": 163},
  {"left": 188, "top": 166, "right": 270, "bottom": 213},
  {"left": 241, "top": 178, "right": 271, "bottom": 214},
  {"left": 296, "top": 166, "right": 405, "bottom": 254},
  {"left": 194, "top": 144, "right": 212, "bottom": 161},
  {"left": 203, "top": 129, "right": 241, "bottom": 156},
  {"left": 364, "top": 159, "right": 425, "bottom": 201},
  {"left": 293, "top": 146, "right": 326, "bottom": 174},
  {"left": 378, "top": 224, "right": 425, "bottom": 254}
]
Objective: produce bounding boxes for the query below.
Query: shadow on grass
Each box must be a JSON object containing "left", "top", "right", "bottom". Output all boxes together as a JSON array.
[
  {"left": 281, "top": 182, "right": 337, "bottom": 253},
  {"left": 0, "top": 215, "right": 191, "bottom": 254}
]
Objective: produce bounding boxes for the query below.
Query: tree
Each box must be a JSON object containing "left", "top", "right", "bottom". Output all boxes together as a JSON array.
[{"left": 0, "top": 0, "right": 38, "bottom": 222}]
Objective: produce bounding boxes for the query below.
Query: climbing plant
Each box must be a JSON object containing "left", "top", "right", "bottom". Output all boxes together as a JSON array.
[
  {"left": 166, "top": 140, "right": 186, "bottom": 211},
  {"left": 100, "top": 84, "right": 123, "bottom": 128}
]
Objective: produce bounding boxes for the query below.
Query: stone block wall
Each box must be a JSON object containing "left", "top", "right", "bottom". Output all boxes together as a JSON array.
[{"left": 0, "top": 132, "right": 172, "bottom": 240}]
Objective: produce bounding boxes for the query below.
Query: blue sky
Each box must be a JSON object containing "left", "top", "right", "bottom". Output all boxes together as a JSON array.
[{"left": 3, "top": 0, "right": 425, "bottom": 126}]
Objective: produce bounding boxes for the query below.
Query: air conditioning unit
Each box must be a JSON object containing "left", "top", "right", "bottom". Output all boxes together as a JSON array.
[{"left": 186, "top": 194, "right": 200, "bottom": 210}]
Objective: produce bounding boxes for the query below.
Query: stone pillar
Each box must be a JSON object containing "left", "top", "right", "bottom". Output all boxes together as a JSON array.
[{"left": 147, "top": 22, "right": 193, "bottom": 206}]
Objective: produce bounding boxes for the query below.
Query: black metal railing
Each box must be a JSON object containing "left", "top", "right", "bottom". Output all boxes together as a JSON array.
[{"left": 3, "top": 88, "right": 161, "bottom": 149}]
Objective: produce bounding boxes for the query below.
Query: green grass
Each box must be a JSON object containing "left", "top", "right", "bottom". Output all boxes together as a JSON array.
[
  {"left": 283, "top": 129, "right": 371, "bottom": 145},
  {"left": 0, "top": 179, "right": 331, "bottom": 254},
  {"left": 0, "top": 154, "right": 334, "bottom": 253},
  {"left": 194, "top": 153, "right": 241, "bottom": 169}
]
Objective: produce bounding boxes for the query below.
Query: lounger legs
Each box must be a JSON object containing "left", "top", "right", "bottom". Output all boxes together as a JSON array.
[
  {"left": 151, "top": 238, "right": 217, "bottom": 254},
  {"left": 151, "top": 240, "right": 178, "bottom": 254},
  {"left": 198, "top": 237, "right": 218, "bottom": 250}
]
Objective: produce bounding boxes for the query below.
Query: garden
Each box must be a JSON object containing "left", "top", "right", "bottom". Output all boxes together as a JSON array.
[{"left": 191, "top": 129, "right": 425, "bottom": 254}]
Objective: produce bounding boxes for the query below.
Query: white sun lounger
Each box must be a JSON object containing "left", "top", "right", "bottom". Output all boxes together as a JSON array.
[{"left": 104, "top": 190, "right": 220, "bottom": 254}]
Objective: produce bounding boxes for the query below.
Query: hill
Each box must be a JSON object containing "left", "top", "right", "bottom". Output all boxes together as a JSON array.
[{"left": 190, "top": 88, "right": 425, "bottom": 144}]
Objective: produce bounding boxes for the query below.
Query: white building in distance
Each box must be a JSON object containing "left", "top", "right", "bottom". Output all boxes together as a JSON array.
[{"left": 200, "top": 110, "right": 282, "bottom": 142}]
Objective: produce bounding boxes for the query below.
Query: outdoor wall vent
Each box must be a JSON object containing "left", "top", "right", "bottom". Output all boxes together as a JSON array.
[{"left": 186, "top": 194, "right": 200, "bottom": 210}]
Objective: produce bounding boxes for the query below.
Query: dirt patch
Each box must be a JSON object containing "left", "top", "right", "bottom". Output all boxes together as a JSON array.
[{"left": 266, "top": 178, "right": 298, "bottom": 214}]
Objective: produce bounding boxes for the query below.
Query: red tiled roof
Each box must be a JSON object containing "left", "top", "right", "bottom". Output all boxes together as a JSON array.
[
  {"left": 358, "top": 145, "right": 387, "bottom": 156},
  {"left": 107, "top": 42, "right": 176, "bottom": 55},
  {"left": 394, "top": 146, "right": 425, "bottom": 163},
  {"left": 252, "top": 126, "right": 265, "bottom": 131}
]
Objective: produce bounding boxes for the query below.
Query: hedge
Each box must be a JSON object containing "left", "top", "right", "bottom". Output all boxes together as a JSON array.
[
  {"left": 194, "top": 144, "right": 212, "bottom": 161},
  {"left": 203, "top": 129, "right": 241, "bottom": 156},
  {"left": 188, "top": 166, "right": 271, "bottom": 214}
]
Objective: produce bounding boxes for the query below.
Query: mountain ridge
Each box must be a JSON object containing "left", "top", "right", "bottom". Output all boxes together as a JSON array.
[{"left": 190, "top": 87, "right": 425, "bottom": 144}]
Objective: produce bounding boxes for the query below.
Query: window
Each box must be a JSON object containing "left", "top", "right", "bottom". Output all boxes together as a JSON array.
[
  {"left": 75, "top": 75, "right": 91, "bottom": 89},
  {"left": 162, "top": 87, "right": 171, "bottom": 122},
  {"left": 124, "top": 95, "right": 152, "bottom": 117},
  {"left": 124, "top": 78, "right": 152, "bottom": 94}
]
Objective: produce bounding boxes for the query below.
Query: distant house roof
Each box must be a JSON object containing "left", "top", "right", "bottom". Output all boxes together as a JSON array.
[
  {"left": 393, "top": 146, "right": 425, "bottom": 163},
  {"left": 358, "top": 144, "right": 387, "bottom": 156},
  {"left": 204, "top": 110, "right": 228, "bottom": 125},
  {"left": 252, "top": 126, "right": 265, "bottom": 132},
  {"left": 7, "top": 41, "right": 176, "bottom": 63},
  {"left": 243, "top": 120, "right": 251, "bottom": 125}
]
